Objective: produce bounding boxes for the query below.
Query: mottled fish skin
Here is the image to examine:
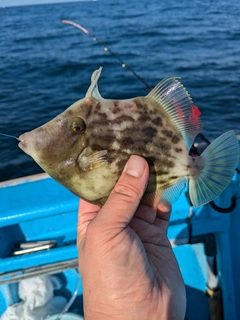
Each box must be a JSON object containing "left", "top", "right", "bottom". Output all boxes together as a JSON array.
[
  {"left": 19, "top": 68, "right": 239, "bottom": 208},
  {"left": 19, "top": 94, "right": 189, "bottom": 206},
  {"left": 84, "top": 96, "right": 190, "bottom": 198}
]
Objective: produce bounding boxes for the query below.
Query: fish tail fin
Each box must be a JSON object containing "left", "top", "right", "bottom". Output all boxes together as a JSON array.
[{"left": 189, "top": 130, "right": 239, "bottom": 207}]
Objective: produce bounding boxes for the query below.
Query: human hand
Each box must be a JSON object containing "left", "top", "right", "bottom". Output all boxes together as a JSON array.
[{"left": 77, "top": 155, "right": 186, "bottom": 320}]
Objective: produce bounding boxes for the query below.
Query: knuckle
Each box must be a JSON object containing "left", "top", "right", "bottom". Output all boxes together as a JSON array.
[{"left": 113, "top": 179, "right": 143, "bottom": 202}]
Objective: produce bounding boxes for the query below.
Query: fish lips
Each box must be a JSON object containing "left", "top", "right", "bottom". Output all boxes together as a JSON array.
[
  {"left": 18, "top": 134, "right": 28, "bottom": 153},
  {"left": 18, "top": 132, "right": 37, "bottom": 157}
]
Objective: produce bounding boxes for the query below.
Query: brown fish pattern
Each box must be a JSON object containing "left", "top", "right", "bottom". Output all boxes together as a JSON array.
[{"left": 19, "top": 67, "right": 239, "bottom": 208}]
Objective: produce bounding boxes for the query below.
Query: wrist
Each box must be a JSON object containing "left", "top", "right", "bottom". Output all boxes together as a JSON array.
[{"left": 83, "top": 288, "right": 166, "bottom": 320}]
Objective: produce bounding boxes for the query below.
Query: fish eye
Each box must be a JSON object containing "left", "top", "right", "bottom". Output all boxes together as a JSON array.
[{"left": 70, "top": 117, "right": 86, "bottom": 134}]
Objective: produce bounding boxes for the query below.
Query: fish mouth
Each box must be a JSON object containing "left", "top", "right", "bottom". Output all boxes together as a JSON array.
[
  {"left": 18, "top": 141, "right": 25, "bottom": 150},
  {"left": 18, "top": 134, "right": 28, "bottom": 153}
]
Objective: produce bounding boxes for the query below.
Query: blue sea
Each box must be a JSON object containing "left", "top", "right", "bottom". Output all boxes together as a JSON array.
[{"left": 0, "top": 0, "right": 240, "bottom": 182}]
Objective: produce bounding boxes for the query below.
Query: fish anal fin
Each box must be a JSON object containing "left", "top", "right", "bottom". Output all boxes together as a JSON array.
[
  {"left": 161, "top": 177, "right": 188, "bottom": 203},
  {"left": 141, "top": 191, "right": 162, "bottom": 209},
  {"left": 142, "top": 177, "right": 187, "bottom": 208},
  {"left": 147, "top": 77, "right": 202, "bottom": 150},
  {"left": 78, "top": 148, "right": 108, "bottom": 171}
]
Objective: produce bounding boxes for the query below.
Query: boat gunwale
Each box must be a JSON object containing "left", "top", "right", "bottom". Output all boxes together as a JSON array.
[{"left": 0, "top": 172, "right": 50, "bottom": 188}]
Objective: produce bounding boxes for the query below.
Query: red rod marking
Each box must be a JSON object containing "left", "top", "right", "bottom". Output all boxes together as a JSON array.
[
  {"left": 61, "top": 19, "right": 152, "bottom": 91},
  {"left": 62, "top": 20, "right": 89, "bottom": 35}
]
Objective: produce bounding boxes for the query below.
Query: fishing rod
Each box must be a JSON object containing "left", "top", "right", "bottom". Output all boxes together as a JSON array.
[{"left": 62, "top": 19, "right": 152, "bottom": 91}]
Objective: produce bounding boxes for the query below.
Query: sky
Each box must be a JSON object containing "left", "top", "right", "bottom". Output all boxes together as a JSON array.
[{"left": 0, "top": 0, "right": 92, "bottom": 7}]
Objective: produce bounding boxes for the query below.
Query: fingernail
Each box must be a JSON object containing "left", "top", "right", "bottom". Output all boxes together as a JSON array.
[{"left": 124, "top": 155, "right": 146, "bottom": 178}]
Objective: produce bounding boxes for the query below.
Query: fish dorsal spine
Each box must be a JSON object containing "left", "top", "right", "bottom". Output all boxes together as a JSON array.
[
  {"left": 147, "top": 77, "right": 202, "bottom": 150},
  {"left": 86, "top": 67, "right": 104, "bottom": 100}
]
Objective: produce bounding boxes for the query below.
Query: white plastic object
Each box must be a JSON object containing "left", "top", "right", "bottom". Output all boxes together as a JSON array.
[{"left": 1, "top": 275, "right": 66, "bottom": 320}]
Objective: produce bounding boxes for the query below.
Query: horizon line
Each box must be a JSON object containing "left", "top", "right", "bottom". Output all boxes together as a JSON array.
[{"left": 1, "top": 0, "right": 98, "bottom": 8}]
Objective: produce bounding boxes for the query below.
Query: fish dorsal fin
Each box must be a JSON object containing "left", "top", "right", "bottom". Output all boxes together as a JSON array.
[
  {"left": 147, "top": 77, "right": 202, "bottom": 151},
  {"left": 85, "top": 67, "right": 104, "bottom": 100}
]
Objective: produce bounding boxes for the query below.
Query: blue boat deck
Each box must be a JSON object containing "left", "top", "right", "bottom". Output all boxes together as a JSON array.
[{"left": 0, "top": 160, "right": 240, "bottom": 318}]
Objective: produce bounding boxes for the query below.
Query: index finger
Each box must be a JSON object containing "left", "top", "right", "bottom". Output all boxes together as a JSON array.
[
  {"left": 77, "top": 200, "right": 100, "bottom": 244},
  {"left": 79, "top": 199, "right": 100, "bottom": 216}
]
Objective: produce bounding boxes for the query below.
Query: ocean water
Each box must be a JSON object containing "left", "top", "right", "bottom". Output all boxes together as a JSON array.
[{"left": 0, "top": 0, "right": 240, "bottom": 182}]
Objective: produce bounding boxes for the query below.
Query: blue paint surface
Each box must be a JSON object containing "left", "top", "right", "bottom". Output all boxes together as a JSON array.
[{"left": 0, "top": 152, "right": 240, "bottom": 318}]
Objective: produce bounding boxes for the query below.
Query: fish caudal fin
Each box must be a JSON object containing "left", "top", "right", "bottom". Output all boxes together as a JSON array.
[{"left": 189, "top": 131, "right": 239, "bottom": 208}]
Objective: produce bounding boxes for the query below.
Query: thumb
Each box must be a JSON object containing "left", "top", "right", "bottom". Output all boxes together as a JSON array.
[{"left": 94, "top": 155, "right": 149, "bottom": 230}]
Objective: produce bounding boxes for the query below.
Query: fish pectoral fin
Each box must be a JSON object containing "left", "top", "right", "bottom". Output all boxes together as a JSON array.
[
  {"left": 78, "top": 149, "right": 109, "bottom": 171},
  {"left": 142, "top": 177, "right": 187, "bottom": 208}
]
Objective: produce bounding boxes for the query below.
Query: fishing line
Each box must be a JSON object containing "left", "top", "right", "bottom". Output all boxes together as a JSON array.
[
  {"left": 0, "top": 133, "right": 19, "bottom": 141},
  {"left": 61, "top": 19, "right": 239, "bottom": 173},
  {"left": 62, "top": 20, "right": 152, "bottom": 91}
]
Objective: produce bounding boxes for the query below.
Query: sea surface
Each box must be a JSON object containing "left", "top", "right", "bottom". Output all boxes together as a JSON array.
[{"left": 0, "top": 0, "right": 240, "bottom": 182}]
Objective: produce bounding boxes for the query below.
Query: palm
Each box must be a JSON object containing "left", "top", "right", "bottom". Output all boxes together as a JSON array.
[{"left": 78, "top": 201, "right": 186, "bottom": 320}]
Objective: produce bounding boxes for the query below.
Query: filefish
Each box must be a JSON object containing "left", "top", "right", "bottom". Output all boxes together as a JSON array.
[{"left": 18, "top": 67, "right": 239, "bottom": 208}]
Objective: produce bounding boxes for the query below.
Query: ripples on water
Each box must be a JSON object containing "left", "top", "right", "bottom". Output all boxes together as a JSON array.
[{"left": 0, "top": 0, "right": 239, "bottom": 181}]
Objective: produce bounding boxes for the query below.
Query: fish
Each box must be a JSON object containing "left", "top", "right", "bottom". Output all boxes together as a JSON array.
[{"left": 18, "top": 67, "right": 239, "bottom": 208}]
